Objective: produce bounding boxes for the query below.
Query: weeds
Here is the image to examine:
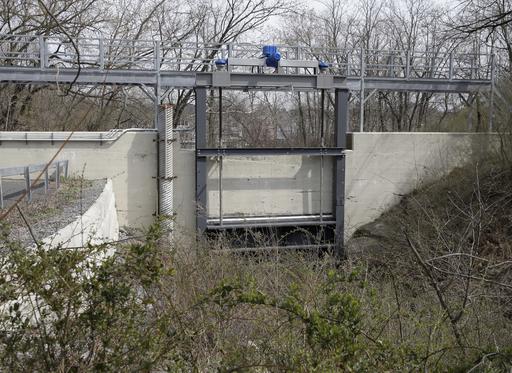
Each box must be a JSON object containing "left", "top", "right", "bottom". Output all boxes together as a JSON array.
[{"left": 1, "top": 154, "right": 512, "bottom": 371}]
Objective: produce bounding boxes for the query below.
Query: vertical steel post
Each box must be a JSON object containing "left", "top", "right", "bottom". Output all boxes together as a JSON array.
[
  {"left": 154, "top": 41, "right": 161, "bottom": 71},
  {"left": 334, "top": 89, "right": 349, "bottom": 258},
  {"left": 154, "top": 41, "right": 161, "bottom": 130},
  {"left": 227, "top": 44, "right": 233, "bottom": 72},
  {"left": 359, "top": 48, "right": 365, "bottom": 132},
  {"left": 449, "top": 52, "right": 454, "bottom": 80},
  {"left": 154, "top": 100, "right": 161, "bottom": 223},
  {"left": 405, "top": 50, "right": 410, "bottom": 79},
  {"left": 156, "top": 107, "right": 162, "bottom": 216},
  {"left": 218, "top": 88, "right": 223, "bottom": 226},
  {"left": 99, "top": 37, "right": 105, "bottom": 69},
  {"left": 470, "top": 55, "right": 475, "bottom": 80},
  {"left": 489, "top": 53, "right": 495, "bottom": 132},
  {"left": 44, "top": 168, "right": 49, "bottom": 193},
  {"left": 154, "top": 89, "right": 161, "bottom": 130},
  {"left": 25, "top": 167, "right": 32, "bottom": 202},
  {"left": 39, "top": 35, "right": 46, "bottom": 69},
  {"left": 296, "top": 46, "right": 301, "bottom": 74},
  {"left": 0, "top": 176, "right": 3, "bottom": 209},
  {"left": 196, "top": 87, "right": 208, "bottom": 233},
  {"left": 56, "top": 162, "right": 60, "bottom": 189},
  {"left": 319, "top": 89, "right": 325, "bottom": 222}
]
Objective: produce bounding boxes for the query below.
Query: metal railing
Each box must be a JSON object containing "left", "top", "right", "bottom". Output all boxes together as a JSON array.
[
  {"left": 0, "top": 160, "right": 69, "bottom": 208},
  {"left": 0, "top": 128, "right": 156, "bottom": 142},
  {"left": 0, "top": 34, "right": 493, "bottom": 81}
]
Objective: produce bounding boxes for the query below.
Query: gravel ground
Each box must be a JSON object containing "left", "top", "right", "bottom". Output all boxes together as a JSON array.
[{"left": 1, "top": 178, "right": 107, "bottom": 248}]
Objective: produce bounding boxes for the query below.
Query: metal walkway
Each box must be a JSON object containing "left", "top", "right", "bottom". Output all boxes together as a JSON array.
[{"left": 0, "top": 34, "right": 494, "bottom": 92}]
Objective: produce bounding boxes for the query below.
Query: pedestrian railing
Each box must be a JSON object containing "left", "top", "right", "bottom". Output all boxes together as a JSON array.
[
  {"left": 0, "top": 34, "right": 494, "bottom": 81},
  {"left": 0, "top": 160, "right": 69, "bottom": 209}
]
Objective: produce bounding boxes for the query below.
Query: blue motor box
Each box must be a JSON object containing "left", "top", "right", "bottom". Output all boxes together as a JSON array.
[{"left": 262, "top": 45, "right": 281, "bottom": 68}]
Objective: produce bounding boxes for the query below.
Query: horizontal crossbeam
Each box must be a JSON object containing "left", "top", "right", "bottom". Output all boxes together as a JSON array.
[
  {"left": 207, "top": 214, "right": 336, "bottom": 229},
  {"left": 0, "top": 67, "right": 492, "bottom": 92},
  {"left": 197, "top": 147, "right": 346, "bottom": 157}
]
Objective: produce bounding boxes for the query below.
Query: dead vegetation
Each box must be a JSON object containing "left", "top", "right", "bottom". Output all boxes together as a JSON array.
[
  {"left": 348, "top": 153, "right": 512, "bottom": 369},
  {"left": 1, "top": 154, "right": 512, "bottom": 372}
]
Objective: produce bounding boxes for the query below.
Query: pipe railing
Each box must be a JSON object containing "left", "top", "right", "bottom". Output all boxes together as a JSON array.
[
  {"left": 0, "top": 128, "right": 156, "bottom": 143},
  {"left": 0, "top": 34, "right": 494, "bottom": 80}
]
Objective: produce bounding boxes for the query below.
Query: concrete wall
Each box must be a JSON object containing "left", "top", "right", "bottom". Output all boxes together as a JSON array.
[
  {"left": 344, "top": 133, "right": 491, "bottom": 236},
  {"left": 173, "top": 132, "right": 494, "bottom": 237},
  {"left": 0, "top": 132, "right": 157, "bottom": 228},
  {"left": 41, "top": 179, "right": 119, "bottom": 248},
  {"left": 173, "top": 147, "right": 196, "bottom": 233},
  {"left": 1, "top": 130, "right": 494, "bottom": 238}
]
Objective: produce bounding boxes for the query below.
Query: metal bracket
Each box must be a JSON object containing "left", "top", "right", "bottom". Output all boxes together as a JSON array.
[
  {"left": 158, "top": 138, "right": 176, "bottom": 144},
  {"left": 153, "top": 176, "right": 177, "bottom": 181}
]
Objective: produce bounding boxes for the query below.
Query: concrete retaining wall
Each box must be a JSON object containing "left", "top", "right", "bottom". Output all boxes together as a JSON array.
[
  {"left": 0, "top": 132, "right": 157, "bottom": 228},
  {"left": 344, "top": 133, "right": 491, "bottom": 236},
  {"left": 41, "top": 179, "right": 119, "bottom": 248}
]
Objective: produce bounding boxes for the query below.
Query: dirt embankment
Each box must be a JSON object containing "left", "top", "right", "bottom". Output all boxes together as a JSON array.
[{"left": 346, "top": 160, "right": 512, "bottom": 297}]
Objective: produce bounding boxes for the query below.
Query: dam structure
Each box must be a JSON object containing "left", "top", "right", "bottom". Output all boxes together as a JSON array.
[{"left": 0, "top": 34, "right": 495, "bottom": 254}]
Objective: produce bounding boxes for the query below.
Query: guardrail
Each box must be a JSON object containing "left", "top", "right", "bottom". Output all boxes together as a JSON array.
[
  {"left": 0, "top": 128, "right": 156, "bottom": 143},
  {"left": 0, "top": 34, "right": 493, "bottom": 80},
  {"left": 0, "top": 160, "right": 69, "bottom": 208}
]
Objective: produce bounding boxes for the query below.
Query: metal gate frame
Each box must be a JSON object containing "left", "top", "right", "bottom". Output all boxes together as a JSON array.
[{"left": 194, "top": 87, "right": 349, "bottom": 256}]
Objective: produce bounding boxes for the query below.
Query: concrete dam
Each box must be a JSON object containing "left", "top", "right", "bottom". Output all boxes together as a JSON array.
[{"left": 0, "top": 35, "right": 495, "bottom": 251}]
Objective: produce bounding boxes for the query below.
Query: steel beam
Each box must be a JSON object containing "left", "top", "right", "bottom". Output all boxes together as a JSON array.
[
  {"left": 207, "top": 220, "right": 336, "bottom": 230},
  {"left": 207, "top": 214, "right": 335, "bottom": 229},
  {"left": 0, "top": 67, "right": 157, "bottom": 85},
  {"left": 344, "top": 78, "right": 491, "bottom": 92},
  {"left": 195, "top": 87, "right": 208, "bottom": 233},
  {"left": 0, "top": 67, "right": 491, "bottom": 92},
  {"left": 197, "top": 73, "right": 491, "bottom": 92},
  {"left": 214, "top": 244, "right": 334, "bottom": 253},
  {"left": 320, "top": 89, "right": 325, "bottom": 222},
  {"left": 218, "top": 88, "right": 224, "bottom": 227},
  {"left": 334, "top": 89, "right": 349, "bottom": 258},
  {"left": 196, "top": 147, "right": 345, "bottom": 157}
]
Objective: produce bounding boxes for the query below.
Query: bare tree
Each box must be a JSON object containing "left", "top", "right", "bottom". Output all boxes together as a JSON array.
[{"left": 173, "top": 0, "right": 294, "bottom": 127}]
